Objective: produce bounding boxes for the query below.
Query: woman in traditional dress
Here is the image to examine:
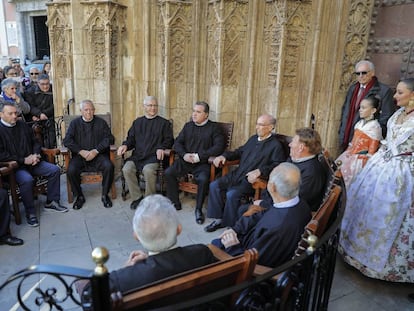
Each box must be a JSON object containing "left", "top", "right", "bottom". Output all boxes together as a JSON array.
[
  {"left": 339, "top": 78, "right": 414, "bottom": 282},
  {"left": 336, "top": 96, "right": 382, "bottom": 188}
]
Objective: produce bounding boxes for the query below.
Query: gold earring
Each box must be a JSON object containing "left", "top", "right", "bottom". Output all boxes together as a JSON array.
[{"left": 409, "top": 98, "right": 414, "bottom": 108}]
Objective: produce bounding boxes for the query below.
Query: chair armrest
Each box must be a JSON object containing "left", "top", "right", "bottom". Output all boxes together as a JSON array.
[
  {"left": 41, "top": 148, "right": 60, "bottom": 164},
  {"left": 252, "top": 177, "right": 268, "bottom": 200},
  {"left": 59, "top": 147, "right": 69, "bottom": 155},
  {"left": 110, "top": 145, "right": 117, "bottom": 152},
  {"left": 0, "top": 161, "right": 18, "bottom": 169},
  {"left": 0, "top": 165, "right": 14, "bottom": 176},
  {"left": 253, "top": 264, "right": 282, "bottom": 281},
  {"left": 207, "top": 244, "right": 234, "bottom": 261}
]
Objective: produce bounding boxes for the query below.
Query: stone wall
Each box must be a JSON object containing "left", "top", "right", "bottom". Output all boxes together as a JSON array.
[{"left": 46, "top": 0, "right": 380, "bottom": 157}]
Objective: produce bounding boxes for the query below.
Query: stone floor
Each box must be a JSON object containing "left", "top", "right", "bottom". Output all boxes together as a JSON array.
[{"left": 0, "top": 177, "right": 413, "bottom": 310}]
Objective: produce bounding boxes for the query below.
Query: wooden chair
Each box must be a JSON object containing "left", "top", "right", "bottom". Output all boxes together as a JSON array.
[
  {"left": 168, "top": 121, "right": 234, "bottom": 196},
  {"left": 0, "top": 147, "right": 60, "bottom": 225},
  {"left": 60, "top": 114, "right": 117, "bottom": 203},
  {"left": 111, "top": 246, "right": 258, "bottom": 310}
]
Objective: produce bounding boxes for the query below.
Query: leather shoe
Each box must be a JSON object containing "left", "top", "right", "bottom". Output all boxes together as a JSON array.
[
  {"left": 195, "top": 209, "right": 205, "bottom": 224},
  {"left": 174, "top": 202, "right": 182, "bottom": 211},
  {"left": 73, "top": 195, "right": 85, "bottom": 210},
  {"left": 0, "top": 235, "right": 24, "bottom": 246},
  {"left": 130, "top": 196, "right": 144, "bottom": 210},
  {"left": 204, "top": 220, "right": 224, "bottom": 233},
  {"left": 102, "top": 195, "right": 113, "bottom": 208}
]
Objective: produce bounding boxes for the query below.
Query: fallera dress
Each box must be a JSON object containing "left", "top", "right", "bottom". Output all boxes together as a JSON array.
[
  {"left": 336, "top": 119, "right": 382, "bottom": 189},
  {"left": 339, "top": 107, "right": 414, "bottom": 282}
]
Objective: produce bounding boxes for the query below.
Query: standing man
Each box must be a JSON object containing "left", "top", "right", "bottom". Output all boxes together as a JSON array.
[
  {"left": 211, "top": 163, "right": 311, "bottom": 267},
  {"left": 339, "top": 60, "right": 396, "bottom": 151},
  {"left": 117, "top": 96, "right": 174, "bottom": 209},
  {"left": 24, "top": 74, "right": 56, "bottom": 148},
  {"left": 0, "top": 102, "right": 67, "bottom": 227},
  {"left": 0, "top": 188, "right": 24, "bottom": 246},
  {"left": 204, "top": 114, "right": 286, "bottom": 232},
  {"left": 63, "top": 100, "right": 115, "bottom": 209},
  {"left": 164, "top": 101, "right": 226, "bottom": 223}
]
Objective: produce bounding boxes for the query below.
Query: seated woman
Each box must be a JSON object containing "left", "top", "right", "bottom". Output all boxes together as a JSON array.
[
  {"left": 336, "top": 95, "right": 382, "bottom": 189},
  {"left": 339, "top": 78, "right": 414, "bottom": 283}
]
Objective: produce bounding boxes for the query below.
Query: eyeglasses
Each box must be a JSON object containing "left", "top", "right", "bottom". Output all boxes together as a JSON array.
[
  {"left": 144, "top": 104, "right": 158, "bottom": 108},
  {"left": 256, "top": 123, "right": 272, "bottom": 126},
  {"left": 354, "top": 71, "right": 369, "bottom": 76},
  {"left": 8, "top": 72, "right": 18, "bottom": 76},
  {"left": 30, "top": 72, "right": 39, "bottom": 76},
  {"left": 38, "top": 82, "right": 50, "bottom": 86}
]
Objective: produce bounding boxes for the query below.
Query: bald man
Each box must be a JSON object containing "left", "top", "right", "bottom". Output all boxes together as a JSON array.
[{"left": 211, "top": 162, "right": 311, "bottom": 267}]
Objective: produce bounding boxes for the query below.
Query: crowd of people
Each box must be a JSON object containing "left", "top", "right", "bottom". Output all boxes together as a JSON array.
[{"left": 0, "top": 57, "right": 412, "bottom": 301}]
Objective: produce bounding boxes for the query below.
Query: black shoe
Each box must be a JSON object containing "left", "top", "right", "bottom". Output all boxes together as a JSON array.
[
  {"left": 26, "top": 214, "right": 39, "bottom": 227},
  {"left": 195, "top": 209, "right": 205, "bottom": 224},
  {"left": 0, "top": 235, "right": 24, "bottom": 246},
  {"left": 408, "top": 293, "right": 414, "bottom": 303},
  {"left": 102, "top": 195, "right": 113, "bottom": 208},
  {"left": 204, "top": 220, "right": 224, "bottom": 233},
  {"left": 73, "top": 195, "right": 85, "bottom": 210},
  {"left": 174, "top": 202, "right": 182, "bottom": 211},
  {"left": 130, "top": 196, "right": 144, "bottom": 210}
]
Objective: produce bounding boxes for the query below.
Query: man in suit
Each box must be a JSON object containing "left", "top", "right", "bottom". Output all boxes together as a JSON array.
[
  {"left": 80, "top": 194, "right": 216, "bottom": 300},
  {"left": 0, "top": 188, "right": 23, "bottom": 246},
  {"left": 338, "top": 60, "right": 396, "bottom": 151},
  {"left": 204, "top": 114, "right": 286, "bottom": 232},
  {"left": 117, "top": 96, "right": 174, "bottom": 210},
  {"left": 211, "top": 163, "right": 311, "bottom": 267},
  {"left": 164, "top": 101, "right": 226, "bottom": 224},
  {"left": 248, "top": 127, "right": 327, "bottom": 213},
  {"left": 63, "top": 100, "right": 115, "bottom": 209}
]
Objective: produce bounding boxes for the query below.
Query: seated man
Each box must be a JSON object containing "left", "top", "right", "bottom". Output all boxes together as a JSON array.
[
  {"left": 244, "top": 127, "right": 327, "bottom": 214},
  {"left": 164, "top": 101, "right": 226, "bottom": 223},
  {"left": 0, "top": 102, "right": 67, "bottom": 227},
  {"left": 211, "top": 163, "right": 311, "bottom": 267},
  {"left": 63, "top": 100, "right": 115, "bottom": 209},
  {"left": 80, "top": 194, "right": 216, "bottom": 300},
  {"left": 204, "top": 114, "right": 286, "bottom": 232},
  {"left": 0, "top": 188, "right": 23, "bottom": 246},
  {"left": 117, "top": 96, "right": 174, "bottom": 210}
]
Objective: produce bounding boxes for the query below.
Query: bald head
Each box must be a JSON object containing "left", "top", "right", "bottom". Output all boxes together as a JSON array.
[{"left": 267, "top": 162, "right": 301, "bottom": 200}]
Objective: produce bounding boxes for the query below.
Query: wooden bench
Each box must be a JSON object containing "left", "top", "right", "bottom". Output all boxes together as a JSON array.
[{"left": 111, "top": 246, "right": 258, "bottom": 310}]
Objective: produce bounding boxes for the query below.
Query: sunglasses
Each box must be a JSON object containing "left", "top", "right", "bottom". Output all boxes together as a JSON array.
[
  {"left": 30, "top": 72, "right": 39, "bottom": 76},
  {"left": 354, "top": 71, "right": 369, "bottom": 76}
]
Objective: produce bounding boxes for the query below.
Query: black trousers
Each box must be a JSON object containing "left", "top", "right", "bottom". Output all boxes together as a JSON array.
[
  {"left": 164, "top": 159, "right": 210, "bottom": 210},
  {"left": 67, "top": 154, "right": 114, "bottom": 196},
  {"left": 0, "top": 189, "right": 10, "bottom": 237}
]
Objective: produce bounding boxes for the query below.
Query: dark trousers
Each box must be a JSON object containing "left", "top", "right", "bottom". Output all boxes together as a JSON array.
[
  {"left": 15, "top": 161, "right": 60, "bottom": 215},
  {"left": 0, "top": 189, "right": 10, "bottom": 237},
  {"left": 207, "top": 175, "right": 254, "bottom": 227},
  {"left": 67, "top": 154, "right": 114, "bottom": 197},
  {"left": 164, "top": 159, "right": 210, "bottom": 210}
]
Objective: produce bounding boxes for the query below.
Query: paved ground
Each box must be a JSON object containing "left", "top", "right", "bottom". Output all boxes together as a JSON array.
[{"left": 0, "top": 177, "right": 413, "bottom": 310}]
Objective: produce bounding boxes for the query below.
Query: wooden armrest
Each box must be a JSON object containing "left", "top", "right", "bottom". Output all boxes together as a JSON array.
[
  {"left": 0, "top": 161, "right": 18, "bottom": 169},
  {"left": 253, "top": 264, "right": 282, "bottom": 281},
  {"left": 110, "top": 145, "right": 117, "bottom": 152},
  {"left": 0, "top": 166, "right": 14, "bottom": 176},
  {"left": 164, "top": 149, "right": 172, "bottom": 157},
  {"left": 207, "top": 244, "right": 234, "bottom": 261},
  {"left": 59, "top": 147, "right": 69, "bottom": 155}
]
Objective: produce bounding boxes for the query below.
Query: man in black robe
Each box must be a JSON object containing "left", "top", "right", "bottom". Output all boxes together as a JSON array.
[
  {"left": 205, "top": 114, "right": 286, "bottom": 232},
  {"left": 164, "top": 101, "right": 226, "bottom": 224},
  {"left": 117, "top": 96, "right": 173, "bottom": 209},
  {"left": 211, "top": 163, "right": 311, "bottom": 267},
  {"left": 63, "top": 100, "right": 115, "bottom": 209},
  {"left": 80, "top": 195, "right": 216, "bottom": 302}
]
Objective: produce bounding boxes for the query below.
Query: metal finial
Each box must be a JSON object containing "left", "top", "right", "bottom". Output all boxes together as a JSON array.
[
  {"left": 306, "top": 234, "right": 318, "bottom": 254},
  {"left": 91, "top": 247, "right": 109, "bottom": 275}
]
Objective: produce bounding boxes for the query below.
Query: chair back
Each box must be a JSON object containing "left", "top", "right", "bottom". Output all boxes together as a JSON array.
[
  {"left": 217, "top": 121, "right": 234, "bottom": 150},
  {"left": 275, "top": 133, "right": 292, "bottom": 159},
  {"left": 112, "top": 248, "right": 258, "bottom": 310}
]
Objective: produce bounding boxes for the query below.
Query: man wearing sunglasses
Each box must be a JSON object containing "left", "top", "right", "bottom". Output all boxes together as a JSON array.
[{"left": 338, "top": 60, "right": 396, "bottom": 152}]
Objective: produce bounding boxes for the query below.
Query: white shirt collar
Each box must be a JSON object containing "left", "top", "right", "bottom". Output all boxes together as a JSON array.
[
  {"left": 273, "top": 196, "right": 300, "bottom": 208},
  {"left": 291, "top": 154, "right": 316, "bottom": 163},
  {"left": 1, "top": 119, "right": 15, "bottom": 127}
]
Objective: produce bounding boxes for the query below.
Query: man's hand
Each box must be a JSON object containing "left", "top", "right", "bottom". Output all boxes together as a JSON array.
[
  {"left": 246, "top": 169, "right": 261, "bottom": 183},
  {"left": 156, "top": 149, "right": 164, "bottom": 161},
  {"left": 183, "top": 153, "right": 195, "bottom": 163},
  {"left": 117, "top": 145, "right": 127, "bottom": 156},
  {"left": 125, "top": 250, "right": 148, "bottom": 267},
  {"left": 253, "top": 199, "right": 262, "bottom": 205},
  {"left": 219, "top": 228, "right": 240, "bottom": 248},
  {"left": 24, "top": 154, "right": 41, "bottom": 166},
  {"left": 39, "top": 113, "right": 48, "bottom": 120},
  {"left": 213, "top": 155, "right": 226, "bottom": 167},
  {"left": 85, "top": 149, "right": 99, "bottom": 161}
]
